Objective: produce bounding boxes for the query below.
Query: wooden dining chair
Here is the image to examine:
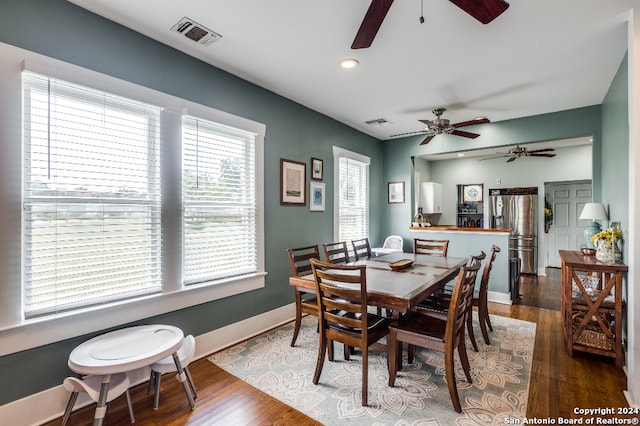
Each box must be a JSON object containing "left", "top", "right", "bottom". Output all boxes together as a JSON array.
[
  {"left": 322, "top": 241, "right": 350, "bottom": 264},
  {"left": 388, "top": 257, "right": 482, "bottom": 413},
  {"left": 351, "top": 237, "right": 372, "bottom": 261},
  {"left": 471, "top": 245, "right": 501, "bottom": 345},
  {"left": 415, "top": 251, "right": 487, "bottom": 351},
  {"left": 287, "top": 245, "right": 321, "bottom": 347},
  {"left": 414, "top": 238, "right": 449, "bottom": 256},
  {"left": 309, "top": 258, "right": 390, "bottom": 406}
]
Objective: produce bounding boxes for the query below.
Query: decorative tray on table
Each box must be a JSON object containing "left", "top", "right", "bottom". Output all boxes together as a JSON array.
[{"left": 389, "top": 259, "right": 414, "bottom": 271}]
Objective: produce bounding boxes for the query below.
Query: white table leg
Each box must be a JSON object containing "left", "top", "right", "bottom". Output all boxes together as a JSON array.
[
  {"left": 172, "top": 352, "right": 196, "bottom": 410},
  {"left": 93, "top": 374, "right": 111, "bottom": 426}
]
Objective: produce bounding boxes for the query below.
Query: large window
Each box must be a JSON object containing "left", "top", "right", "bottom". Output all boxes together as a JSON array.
[
  {"left": 182, "top": 116, "right": 257, "bottom": 285},
  {"left": 333, "top": 146, "right": 370, "bottom": 243},
  {"left": 0, "top": 47, "right": 265, "bottom": 354},
  {"left": 18, "top": 66, "right": 264, "bottom": 328},
  {"left": 23, "top": 72, "right": 162, "bottom": 318}
]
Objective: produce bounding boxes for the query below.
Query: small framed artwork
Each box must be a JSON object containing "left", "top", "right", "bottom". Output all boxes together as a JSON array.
[
  {"left": 462, "top": 183, "right": 484, "bottom": 203},
  {"left": 388, "top": 182, "right": 405, "bottom": 204},
  {"left": 280, "top": 158, "right": 306, "bottom": 205},
  {"left": 311, "top": 157, "right": 323, "bottom": 180},
  {"left": 310, "top": 182, "right": 326, "bottom": 211}
]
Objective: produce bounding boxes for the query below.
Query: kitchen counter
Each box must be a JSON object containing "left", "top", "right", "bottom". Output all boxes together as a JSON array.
[
  {"left": 409, "top": 226, "right": 511, "bottom": 302},
  {"left": 410, "top": 225, "right": 510, "bottom": 234}
]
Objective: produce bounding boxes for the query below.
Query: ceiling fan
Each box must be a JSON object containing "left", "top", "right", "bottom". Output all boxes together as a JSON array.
[
  {"left": 481, "top": 145, "right": 557, "bottom": 162},
  {"left": 351, "top": 0, "right": 510, "bottom": 49},
  {"left": 389, "top": 108, "right": 490, "bottom": 145}
]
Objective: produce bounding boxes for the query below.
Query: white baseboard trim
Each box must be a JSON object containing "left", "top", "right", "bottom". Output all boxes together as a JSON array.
[
  {"left": 488, "top": 291, "right": 512, "bottom": 305},
  {"left": 0, "top": 303, "right": 296, "bottom": 426},
  {"left": 623, "top": 390, "right": 638, "bottom": 408}
]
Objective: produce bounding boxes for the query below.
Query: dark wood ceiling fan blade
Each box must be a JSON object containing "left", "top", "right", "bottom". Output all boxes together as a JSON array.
[
  {"left": 351, "top": 0, "right": 395, "bottom": 49},
  {"left": 506, "top": 156, "right": 517, "bottom": 162},
  {"left": 479, "top": 154, "right": 509, "bottom": 161},
  {"left": 420, "top": 134, "right": 436, "bottom": 145},
  {"left": 453, "top": 117, "right": 490, "bottom": 128},
  {"left": 527, "top": 148, "right": 555, "bottom": 154},
  {"left": 449, "top": 0, "right": 509, "bottom": 24},
  {"left": 528, "top": 153, "right": 557, "bottom": 157},
  {"left": 451, "top": 129, "right": 480, "bottom": 139}
]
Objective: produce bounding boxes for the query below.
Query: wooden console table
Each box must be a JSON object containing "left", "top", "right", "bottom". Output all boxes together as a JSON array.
[{"left": 559, "top": 250, "right": 627, "bottom": 367}]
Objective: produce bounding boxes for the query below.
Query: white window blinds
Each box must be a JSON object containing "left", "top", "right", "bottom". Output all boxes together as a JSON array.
[
  {"left": 337, "top": 154, "right": 370, "bottom": 243},
  {"left": 182, "top": 116, "right": 257, "bottom": 285},
  {"left": 22, "top": 72, "right": 162, "bottom": 319}
]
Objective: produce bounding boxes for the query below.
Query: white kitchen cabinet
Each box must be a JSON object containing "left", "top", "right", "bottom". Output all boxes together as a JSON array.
[{"left": 420, "top": 182, "right": 443, "bottom": 214}]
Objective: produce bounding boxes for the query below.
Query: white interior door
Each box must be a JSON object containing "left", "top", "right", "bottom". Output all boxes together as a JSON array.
[{"left": 545, "top": 180, "right": 593, "bottom": 267}]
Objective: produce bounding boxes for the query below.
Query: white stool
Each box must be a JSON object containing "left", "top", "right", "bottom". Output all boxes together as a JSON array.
[{"left": 61, "top": 373, "right": 135, "bottom": 425}]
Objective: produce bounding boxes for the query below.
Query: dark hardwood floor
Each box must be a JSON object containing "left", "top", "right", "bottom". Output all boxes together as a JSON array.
[{"left": 45, "top": 268, "right": 631, "bottom": 425}]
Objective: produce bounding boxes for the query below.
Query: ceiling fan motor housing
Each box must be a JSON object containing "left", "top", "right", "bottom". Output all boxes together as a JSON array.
[{"left": 428, "top": 118, "right": 454, "bottom": 134}]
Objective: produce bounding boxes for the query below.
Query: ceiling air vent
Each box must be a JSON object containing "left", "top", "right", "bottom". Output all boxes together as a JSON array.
[
  {"left": 171, "top": 17, "right": 222, "bottom": 46},
  {"left": 365, "top": 118, "right": 391, "bottom": 126}
]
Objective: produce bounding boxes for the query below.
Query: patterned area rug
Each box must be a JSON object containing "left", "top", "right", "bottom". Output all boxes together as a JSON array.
[{"left": 208, "top": 314, "right": 535, "bottom": 425}]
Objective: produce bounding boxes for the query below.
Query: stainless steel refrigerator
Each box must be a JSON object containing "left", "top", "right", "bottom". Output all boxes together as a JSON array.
[{"left": 488, "top": 187, "right": 538, "bottom": 275}]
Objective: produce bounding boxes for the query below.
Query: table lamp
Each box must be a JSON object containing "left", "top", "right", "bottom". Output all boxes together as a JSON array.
[{"left": 579, "top": 203, "right": 608, "bottom": 248}]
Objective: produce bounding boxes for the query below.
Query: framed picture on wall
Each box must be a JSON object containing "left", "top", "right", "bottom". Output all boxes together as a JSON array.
[
  {"left": 280, "top": 158, "right": 306, "bottom": 205},
  {"left": 388, "top": 182, "right": 405, "bottom": 204},
  {"left": 310, "top": 182, "right": 325, "bottom": 211},
  {"left": 462, "top": 184, "right": 484, "bottom": 203},
  {"left": 311, "top": 157, "right": 323, "bottom": 180}
]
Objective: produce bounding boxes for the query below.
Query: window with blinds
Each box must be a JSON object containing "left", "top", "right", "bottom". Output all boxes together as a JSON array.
[
  {"left": 337, "top": 154, "right": 370, "bottom": 243},
  {"left": 22, "top": 72, "right": 162, "bottom": 319},
  {"left": 182, "top": 116, "right": 257, "bottom": 285}
]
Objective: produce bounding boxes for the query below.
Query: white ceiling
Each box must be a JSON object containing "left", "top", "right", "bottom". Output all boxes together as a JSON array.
[{"left": 67, "top": 0, "right": 639, "bottom": 141}]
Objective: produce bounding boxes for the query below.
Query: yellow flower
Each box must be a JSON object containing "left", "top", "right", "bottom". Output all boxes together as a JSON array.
[{"left": 590, "top": 227, "right": 622, "bottom": 243}]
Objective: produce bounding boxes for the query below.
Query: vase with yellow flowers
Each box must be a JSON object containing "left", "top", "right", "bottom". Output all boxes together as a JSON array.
[{"left": 591, "top": 225, "right": 622, "bottom": 263}]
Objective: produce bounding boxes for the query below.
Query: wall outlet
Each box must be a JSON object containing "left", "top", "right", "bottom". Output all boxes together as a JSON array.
[{"left": 496, "top": 178, "right": 502, "bottom": 185}]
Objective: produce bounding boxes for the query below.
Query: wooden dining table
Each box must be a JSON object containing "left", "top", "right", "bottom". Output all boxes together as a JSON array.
[{"left": 289, "top": 251, "right": 468, "bottom": 317}]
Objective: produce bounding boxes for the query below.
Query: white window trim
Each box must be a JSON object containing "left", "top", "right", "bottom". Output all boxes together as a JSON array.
[
  {"left": 332, "top": 146, "right": 371, "bottom": 242},
  {"left": 0, "top": 43, "right": 266, "bottom": 356}
]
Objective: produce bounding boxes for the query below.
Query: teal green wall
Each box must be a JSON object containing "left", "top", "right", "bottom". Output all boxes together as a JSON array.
[
  {"left": 599, "top": 54, "right": 630, "bottom": 358},
  {"left": 382, "top": 106, "right": 603, "bottom": 248},
  {"left": 0, "top": 0, "right": 383, "bottom": 404},
  {"left": 601, "top": 53, "right": 629, "bottom": 262}
]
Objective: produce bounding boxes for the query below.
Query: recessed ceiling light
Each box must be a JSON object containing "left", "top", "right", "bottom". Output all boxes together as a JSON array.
[
  {"left": 457, "top": 153, "right": 465, "bottom": 157},
  {"left": 340, "top": 59, "right": 359, "bottom": 69}
]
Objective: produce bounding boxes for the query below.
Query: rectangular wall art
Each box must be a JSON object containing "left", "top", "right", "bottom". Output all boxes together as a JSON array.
[
  {"left": 310, "top": 182, "right": 325, "bottom": 211},
  {"left": 280, "top": 158, "right": 306, "bottom": 205}
]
